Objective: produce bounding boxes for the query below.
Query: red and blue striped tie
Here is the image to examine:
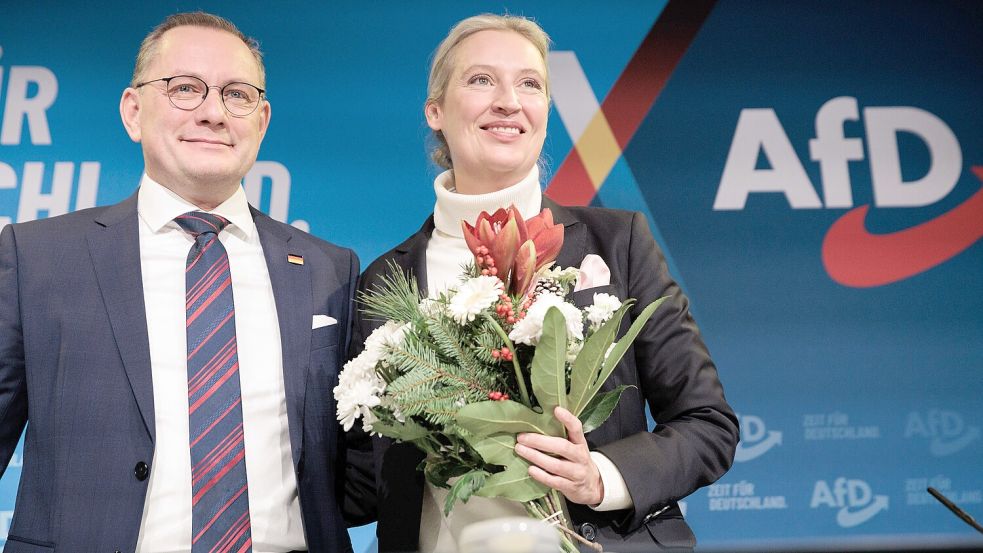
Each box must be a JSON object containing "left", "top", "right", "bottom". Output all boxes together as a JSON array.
[{"left": 176, "top": 211, "right": 252, "bottom": 553}]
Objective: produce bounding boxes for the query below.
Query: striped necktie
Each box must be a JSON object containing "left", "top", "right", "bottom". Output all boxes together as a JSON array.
[{"left": 175, "top": 211, "right": 252, "bottom": 553}]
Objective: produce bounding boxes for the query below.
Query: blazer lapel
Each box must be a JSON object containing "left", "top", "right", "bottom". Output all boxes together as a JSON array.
[
  {"left": 393, "top": 216, "right": 434, "bottom": 297},
  {"left": 543, "top": 197, "right": 587, "bottom": 270},
  {"left": 253, "top": 209, "right": 310, "bottom": 470},
  {"left": 376, "top": 217, "right": 432, "bottom": 549},
  {"left": 87, "top": 193, "right": 156, "bottom": 443}
]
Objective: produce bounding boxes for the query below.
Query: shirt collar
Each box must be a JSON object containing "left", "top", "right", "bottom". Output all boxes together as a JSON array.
[
  {"left": 432, "top": 166, "right": 543, "bottom": 238},
  {"left": 137, "top": 174, "right": 255, "bottom": 239}
]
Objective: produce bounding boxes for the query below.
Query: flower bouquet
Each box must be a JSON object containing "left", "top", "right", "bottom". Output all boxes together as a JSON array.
[{"left": 335, "top": 206, "right": 666, "bottom": 552}]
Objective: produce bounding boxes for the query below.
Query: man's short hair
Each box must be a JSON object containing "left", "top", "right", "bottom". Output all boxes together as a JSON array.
[{"left": 131, "top": 11, "right": 266, "bottom": 88}]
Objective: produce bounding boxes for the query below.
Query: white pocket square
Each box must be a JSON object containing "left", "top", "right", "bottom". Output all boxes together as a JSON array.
[
  {"left": 312, "top": 314, "right": 338, "bottom": 329},
  {"left": 574, "top": 254, "right": 611, "bottom": 292}
]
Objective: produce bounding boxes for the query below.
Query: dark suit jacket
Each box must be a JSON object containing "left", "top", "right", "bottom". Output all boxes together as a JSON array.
[
  {"left": 344, "top": 198, "right": 739, "bottom": 551},
  {"left": 0, "top": 192, "right": 356, "bottom": 553}
]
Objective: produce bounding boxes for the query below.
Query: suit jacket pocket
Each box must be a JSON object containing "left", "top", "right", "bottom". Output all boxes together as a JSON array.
[
  {"left": 3, "top": 536, "right": 55, "bottom": 553},
  {"left": 311, "top": 322, "right": 340, "bottom": 350}
]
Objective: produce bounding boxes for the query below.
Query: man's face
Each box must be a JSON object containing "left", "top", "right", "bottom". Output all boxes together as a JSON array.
[{"left": 121, "top": 26, "right": 270, "bottom": 199}]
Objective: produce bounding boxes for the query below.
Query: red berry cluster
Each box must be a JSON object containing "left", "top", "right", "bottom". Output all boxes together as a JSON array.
[
  {"left": 474, "top": 246, "right": 499, "bottom": 277},
  {"left": 490, "top": 347, "right": 514, "bottom": 362},
  {"left": 487, "top": 391, "right": 511, "bottom": 401},
  {"left": 494, "top": 294, "right": 518, "bottom": 324}
]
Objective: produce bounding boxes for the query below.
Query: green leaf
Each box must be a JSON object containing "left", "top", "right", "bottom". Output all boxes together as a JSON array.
[
  {"left": 589, "top": 297, "right": 668, "bottom": 402},
  {"left": 424, "top": 457, "right": 473, "bottom": 489},
  {"left": 474, "top": 462, "right": 549, "bottom": 502},
  {"left": 444, "top": 470, "right": 488, "bottom": 515},
  {"left": 567, "top": 300, "right": 635, "bottom": 415},
  {"left": 456, "top": 400, "right": 563, "bottom": 439},
  {"left": 367, "top": 417, "right": 430, "bottom": 442},
  {"left": 469, "top": 433, "right": 518, "bottom": 466},
  {"left": 578, "top": 385, "right": 633, "bottom": 433},
  {"left": 530, "top": 307, "right": 568, "bottom": 413}
]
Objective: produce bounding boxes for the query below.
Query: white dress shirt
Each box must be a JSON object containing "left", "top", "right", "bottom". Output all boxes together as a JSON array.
[
  {"left": 419, "top": 168, "right": 633, "bottom": 552},
  {"left": 134, "top": 175, "right": 306, "bottom": 553}
]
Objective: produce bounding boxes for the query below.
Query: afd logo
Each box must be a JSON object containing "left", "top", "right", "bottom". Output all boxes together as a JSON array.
[
  {"left": 811, "top": 478, "right": 888, "bottom": 528},
  {"left": 713, "top": 96, "right": 982, "bottom": 288},
  {"left": 905, "top": 410, "right": 981, "bottom": 457},
  {"left": 734, "top": 414, "right": 782, "bottom": 462}
]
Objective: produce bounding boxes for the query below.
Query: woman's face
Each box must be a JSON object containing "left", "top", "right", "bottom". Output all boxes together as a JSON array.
[{"left": 427, "top": 29, "right": 548, "bottom": 193}]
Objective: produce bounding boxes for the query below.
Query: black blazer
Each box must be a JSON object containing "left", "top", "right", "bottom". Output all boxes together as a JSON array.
[{"left": 343, "top": 198, "right": 739, "bottom": 552}]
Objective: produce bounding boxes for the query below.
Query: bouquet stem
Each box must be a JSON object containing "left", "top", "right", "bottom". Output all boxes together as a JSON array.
[
  {"left": 524, "top": 490, "right": 603, "bottom": 552},
  {"left": 483, "top": 314, "right": 531, "bottom": 407}
]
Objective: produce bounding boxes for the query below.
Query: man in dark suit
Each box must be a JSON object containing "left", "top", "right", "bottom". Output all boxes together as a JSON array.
[
  {"left": 0, "top": 12, "right": 354, "bottom": 552},
  {"left": 344, "top": 197, "right": 739, "bottom": 552}
]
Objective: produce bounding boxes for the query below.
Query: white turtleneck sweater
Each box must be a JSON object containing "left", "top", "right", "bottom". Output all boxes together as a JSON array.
[
  {"left": 418, "top": 168, "right": 632, "bottom": 553},
  {"left": 425, "top": 167, "right": 543, "bottom": 295}
]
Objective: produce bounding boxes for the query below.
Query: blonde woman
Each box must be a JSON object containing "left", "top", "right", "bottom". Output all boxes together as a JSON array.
[{"left": 344, "top": 14, "right": 737, "bottom": 553}]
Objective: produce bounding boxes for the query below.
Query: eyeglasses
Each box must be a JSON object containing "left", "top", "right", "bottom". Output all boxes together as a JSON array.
[{"left": 134, "top": 75, "right": 266, "bottom": 117}]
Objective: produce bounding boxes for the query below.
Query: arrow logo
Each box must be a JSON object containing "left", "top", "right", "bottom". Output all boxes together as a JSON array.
[
  {"left": 930, "top": 426, "right": 981, "bottom": 457},
  {"left": 836, "top": 495, "right": 889, "bottom": 528},
  {"left": 735, "top": 430, "right": 783, "bottom": 462},
  {"left": 822, "top": 166, "right": 983, "bottom": 288}
]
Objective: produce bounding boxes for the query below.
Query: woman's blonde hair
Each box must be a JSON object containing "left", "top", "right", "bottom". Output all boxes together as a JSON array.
[{"left": 426, "top": 14, "right": 551, "bottom": 169}]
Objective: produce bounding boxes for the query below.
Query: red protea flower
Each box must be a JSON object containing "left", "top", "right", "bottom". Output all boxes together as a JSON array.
[
  {"left": 462, "top": 206, "right": 563, "bottom": 295},
  {"left": 512, "top": 208, "right": 563, "bottom": 295}
]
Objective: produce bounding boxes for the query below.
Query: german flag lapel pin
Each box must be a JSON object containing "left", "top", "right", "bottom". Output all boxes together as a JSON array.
[{"left": 288, "top": 254, "right": 304, "bottom": 266}]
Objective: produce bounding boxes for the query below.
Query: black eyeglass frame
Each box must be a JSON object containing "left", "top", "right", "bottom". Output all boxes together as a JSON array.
[{"left": 134, "top": 75, "right": 267, "bottom": 116}]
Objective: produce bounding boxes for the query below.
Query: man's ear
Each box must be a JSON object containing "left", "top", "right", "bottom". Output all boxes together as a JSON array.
[
  {"left": 119, "top": 87, "right": 143, "bottom": 142},
  {"left": 256, "top": 98, "right": 272, "bottom": 138}
]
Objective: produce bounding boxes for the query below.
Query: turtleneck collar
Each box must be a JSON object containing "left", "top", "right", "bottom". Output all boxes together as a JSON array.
[{"left": 432, "top": 166, "right": 543, "bottom": 238}]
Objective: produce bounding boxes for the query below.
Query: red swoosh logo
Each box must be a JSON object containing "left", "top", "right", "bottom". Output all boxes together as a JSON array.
[{"left": 822, "top": 166, "right": 983, "bottom": 288}]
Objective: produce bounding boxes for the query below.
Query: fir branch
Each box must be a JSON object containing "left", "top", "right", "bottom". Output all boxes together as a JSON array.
[
  {"left": 471, "top": 329, "right": 505, "bottom": 363},
  {"left": 388, "top": 370, "right": 441, "bottom": 400},
  {"left": 419, "top": 391, "right": 472, "bottom": 426},
  {"left": 427, "top": 316, "right": 481, "bottom": 372},
  {"left": 389, "top": 340, "right": 491, "bottom": 393},
  {"left": 385, "top": 335, "right": 503, "bottom": 426},
  {"left": 358, "top": 260, "right": 422, "bottom": 324},
  {"left": 386, "top": 342, "right": 443, "bottom": 398}
]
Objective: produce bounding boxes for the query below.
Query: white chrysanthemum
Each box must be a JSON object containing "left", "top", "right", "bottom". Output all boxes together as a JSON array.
[
  {"left": 447, "top": 275, "right": 504, "bottom": 325},
  {"left": 361, "top": 408, "right": 380, "bottom": 434},
  {"left": 540, "top": 265, "right": 580, "bottom": 283},
  {"left": 585, "top": 293, "right": 623, "bottom": 331},
  {"left": 364, "top": 320, "right": 410, "bottom": 356},
  {"left": 334, "top": 350, "right": 387, "bottom": 431},
  {"left": 509, "top": 293, "right": 584, "bottom": 346}
]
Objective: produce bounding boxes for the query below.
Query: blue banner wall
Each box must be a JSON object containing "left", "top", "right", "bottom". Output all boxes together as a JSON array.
[{"left": 1, "top": 1, "right": 980, "bottom": 551}]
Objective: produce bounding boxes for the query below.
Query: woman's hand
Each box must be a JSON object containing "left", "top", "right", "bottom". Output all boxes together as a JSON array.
[{"left": 515, "top": 406, "right": 604, "bottom": 506}]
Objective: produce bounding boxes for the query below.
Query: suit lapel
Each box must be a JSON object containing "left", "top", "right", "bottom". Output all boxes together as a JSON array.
[
  {"left": 543, "top": 198, "right": 587, "bottom": 270},
  {"left": 376, "top": 218, "right": 433, "bottom": 549},
  {"left": 393, "top": 216, "right": 434, "bottom": 297},
  {"left": 253, "top": 209, "right": 310, "bottom": 469},
  {"left": 87, "top": 193, "right": 156, "bottom": 442}
]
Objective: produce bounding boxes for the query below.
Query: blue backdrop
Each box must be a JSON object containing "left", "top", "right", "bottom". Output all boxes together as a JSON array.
[{"left": 1, "top": 1, "right": 980, "bottom": 551}]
